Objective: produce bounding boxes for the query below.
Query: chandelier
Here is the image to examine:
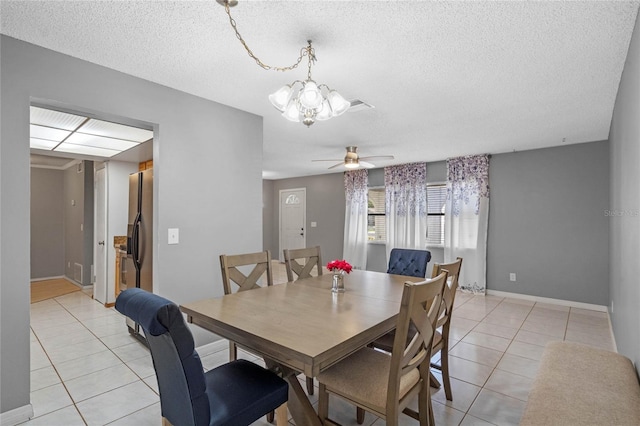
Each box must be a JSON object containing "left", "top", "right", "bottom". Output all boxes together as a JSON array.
[{"left": 217, "top": 0, "right": 350, "bottom": 127}]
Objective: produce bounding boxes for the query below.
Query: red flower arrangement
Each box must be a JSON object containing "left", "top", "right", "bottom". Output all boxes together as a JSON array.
[{"left": 326, "top": 259, "right": 353, "bottom": 274}]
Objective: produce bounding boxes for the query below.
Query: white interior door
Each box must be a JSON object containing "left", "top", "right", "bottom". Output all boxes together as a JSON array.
[
  {"left": 94, "top": 167, "right": 108, "bottom": 304},
  {"left": 279, "top": 188, "right": 306, "bottom": 260}
]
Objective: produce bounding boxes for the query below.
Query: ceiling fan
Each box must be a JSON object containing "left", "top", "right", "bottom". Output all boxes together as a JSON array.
[{"left": 312, "top": 146, "right": 394, "bottom": 170}]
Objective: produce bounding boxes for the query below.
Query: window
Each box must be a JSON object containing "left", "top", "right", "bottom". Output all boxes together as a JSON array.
[
  {"left": 367, "top": 188, "right": 386, "bottom": 242},
  {"left": 426, "top": 184, "right": 447, "bottom": 246}
]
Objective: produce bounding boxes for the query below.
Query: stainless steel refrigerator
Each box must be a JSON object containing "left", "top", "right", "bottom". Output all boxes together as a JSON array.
[{"left": 122, "top": 168, "right": 153, "bottom": 340}]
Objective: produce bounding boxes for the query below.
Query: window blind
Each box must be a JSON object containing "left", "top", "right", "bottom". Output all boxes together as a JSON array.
[{"left": 427, "top": 184, "right": 447, "bottom": 246}]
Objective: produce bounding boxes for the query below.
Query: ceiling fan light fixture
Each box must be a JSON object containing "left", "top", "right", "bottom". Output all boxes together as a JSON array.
[{"left": 344, "top": 160, "right": 360, "bottom": 169}]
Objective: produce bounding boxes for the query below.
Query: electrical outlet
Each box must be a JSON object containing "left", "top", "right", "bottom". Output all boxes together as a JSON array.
[
  {"left": 509, "top": 273, "right": 516, "bottom": 282},
  {"left": 168, "top": 228, "right": 179, "bottom": 245}
]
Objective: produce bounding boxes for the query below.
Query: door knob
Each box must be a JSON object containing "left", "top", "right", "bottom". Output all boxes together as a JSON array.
[{"left": 98, "top": 241, "right": 105, "bottom": 246}]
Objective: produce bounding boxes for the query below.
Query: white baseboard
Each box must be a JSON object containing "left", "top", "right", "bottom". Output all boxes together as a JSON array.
[
  {"left": 30, "top": 275, "right": 65, "bottom": 282},
  {"left": 29, "top": 276, "right": 90, "bottom": 289},
  {"left": 0, "top": 404, "right": 33, "bottom": 426},
  {"left": 486, "top": 289, "right": 608, "bottom": 312},
  {"left": 195, "top": 339, "right": 228, "bottom": 358}
]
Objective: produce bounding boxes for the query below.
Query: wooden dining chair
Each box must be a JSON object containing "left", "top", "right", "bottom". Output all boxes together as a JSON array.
[
  {"left": 318, "top": 271, "right": 448, "bottom": 426},
  {"left": 429, "top": 257, "right": 463, "bottom": 401},
  {"left": 371, "top": 257, "right": 464, "bottom": 394},
  {"left": 283, "top": 246, "right": 323, "bottom": 282},
  {"left": 219, "top": 250, "right": 273, "bottom": 361},
  {"left": 115, "top": 288, "right": 288, "bottom": 426},
  {"left": 282, "top": 246, "right": 322, "bottom": 395},
  {"left": 369, "top": 248, "right": 432, "bottom": 352}
]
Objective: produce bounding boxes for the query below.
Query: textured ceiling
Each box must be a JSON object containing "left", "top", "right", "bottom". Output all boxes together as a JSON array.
[{"left": 2, "top": 1, "right": 638, "bottom": 179}]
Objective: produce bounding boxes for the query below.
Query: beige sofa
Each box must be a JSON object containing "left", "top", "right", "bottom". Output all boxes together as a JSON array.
[{"left": 521, "top": 341, "right": 640, "bottom": 426}]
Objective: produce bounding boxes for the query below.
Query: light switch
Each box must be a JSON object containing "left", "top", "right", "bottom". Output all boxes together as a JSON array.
[
  {"left": 168, "top": 228, "right": 179, "bottom": 245},
  {"left": 311, "top": 221, "right": 317, "bottom": 228}
]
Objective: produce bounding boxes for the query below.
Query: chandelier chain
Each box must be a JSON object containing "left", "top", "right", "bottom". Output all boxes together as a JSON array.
[{"left": 223, "top": 1, "right": 312, "bottom": 73}]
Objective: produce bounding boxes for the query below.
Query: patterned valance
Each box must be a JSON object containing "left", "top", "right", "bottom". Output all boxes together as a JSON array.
[
  {"left": 384, "top": 162, "right": 427, "bottom": 217},
  {"left": 447, "top": 154, "right": 490, "bottom": 216},
  {"left": 344, "top": 169, "right": 368, "bottom": 210}
]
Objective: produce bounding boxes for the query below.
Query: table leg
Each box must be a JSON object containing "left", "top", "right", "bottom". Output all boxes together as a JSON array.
[
  {"left": 285, "top": 373, "right": 323, "bottom": 426},
  {"left": 264, "top": 360, "right": 322, "bottom": 426}
]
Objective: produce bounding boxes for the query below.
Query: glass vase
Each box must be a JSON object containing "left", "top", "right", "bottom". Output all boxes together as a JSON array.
[{"left": 331, "top": 272, "right": 345, "bottom": 293}]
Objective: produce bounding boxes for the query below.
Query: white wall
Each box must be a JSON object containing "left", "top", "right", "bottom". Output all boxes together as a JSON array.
[{"left": 1, "top": 35, "right": 263, "bottom": 417}]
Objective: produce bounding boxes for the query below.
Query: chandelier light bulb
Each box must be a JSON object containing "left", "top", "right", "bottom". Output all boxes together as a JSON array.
[
  {"left": 299, "top": 80, "right": 323, "bottom": 110},
  {"left": 327, "top": 90, "right": 350, "bottom": 116},
  {"left": 315, "top": 99, "right": 333, "bottom": 121},
  {"left": 282, "top": 101, "right": 301, "bottom": 122},
  {"left": 268, "top": 84, "right": 293, "bottom": 112}
]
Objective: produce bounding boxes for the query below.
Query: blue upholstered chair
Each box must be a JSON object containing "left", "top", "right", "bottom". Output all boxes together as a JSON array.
[
  {"left": 387, "top": 248, "right": 432, "bottom": 278},
  {"left": 115, "top": 288, "right": 288, "bottom": 426}
]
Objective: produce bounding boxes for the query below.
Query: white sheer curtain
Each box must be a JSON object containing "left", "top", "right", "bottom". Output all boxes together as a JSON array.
[
  {"left": 385, "top": 163, "right": 427, "bottom": 261},
  {"left": 343, "top": 169, "right": 368, "bottom": 270},
  {"left": 445, "top": 154, "right": 490, "bottom": 294}
]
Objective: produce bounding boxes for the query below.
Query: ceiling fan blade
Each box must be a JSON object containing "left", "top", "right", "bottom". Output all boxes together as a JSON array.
[
  {"left": 359, "top": 155, "right": 394, "bottom": 161},
  {"left": 328, "top": 162, "right": 345, "bottom": 170},
  {"left": 360, "top": 161, "right": 375, "bottom": 169},
  {"left": 312, "top": 159, "right": 342, "bottom": 162}
]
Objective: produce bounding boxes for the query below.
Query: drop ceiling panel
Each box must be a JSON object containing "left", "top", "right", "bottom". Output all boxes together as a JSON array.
[
  {"left": 54, "top": 143, "right": 120, "bottom": 157},
  {"left": 30, "top": 124, "right": 70, "bottom": 142},
  {"left": 30, "top": 106, "right": 86, "bottom": 130},
  {"left": 79, "top": 119, "right": 152, "bottom": 142},
  {"left": 29, "top": 106, "right": 153, "bottom": 159},
  {"left": 65, "top": 133, "right": 139, "bottom": 151},
  {"left": 30, "top": 138, "right": 59, "bottom": 150}
]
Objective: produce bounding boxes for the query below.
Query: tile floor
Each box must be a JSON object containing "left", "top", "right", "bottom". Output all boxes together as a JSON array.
[{"left": 25, "top": 265, "right": 615, "bottom": 425}]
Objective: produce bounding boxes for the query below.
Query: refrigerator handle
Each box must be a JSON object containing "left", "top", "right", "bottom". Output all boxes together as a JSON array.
[{"left": 132, "top": 212, "right": 142, "bottom": 271}]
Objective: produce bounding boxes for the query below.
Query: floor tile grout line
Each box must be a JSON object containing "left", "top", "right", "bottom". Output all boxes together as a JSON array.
[{"left": 30, "top": 291, "right": 159, "bottom": 424}]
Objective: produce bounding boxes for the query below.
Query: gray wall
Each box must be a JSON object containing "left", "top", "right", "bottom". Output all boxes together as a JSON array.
[
  {"left": 262, "top": 179, "right": 276, "bottom": 256},
  {"left": 82, "top": 161, "right": 94, "bottom": 285},
  {"left": 265, "top": 173, "right": 345, "bottom": 263},
  {"left": 63, "top": 161, "right": 94, "bottom": 285},
  {"left": 609, "top": 11, "right": 640, "bottom": 375},
  {"left": 30, "top": 168, "right": 64, "bottom": 279},
  {"left": 264, "top": 144, "right": 610, "bottom": 307},
  {"left": 1, "top": 36, "right": 263, "bottom": 415},
  {"left": 488, "top": 142, "right": 609, "bottom": 305}
]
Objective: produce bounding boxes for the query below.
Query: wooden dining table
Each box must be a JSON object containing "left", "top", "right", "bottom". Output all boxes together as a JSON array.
[{"left": 180, "top": 269, "right": 419, "bottom": 425}]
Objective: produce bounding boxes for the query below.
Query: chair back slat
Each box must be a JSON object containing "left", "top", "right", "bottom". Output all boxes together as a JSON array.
[
  {"left": 220, "top": 251, "right": 273, "bottom": 295},
  {"left": 431, "top": 257, "right": 463, "bottom": 329},
  {"left": 283, "top": 246, "right": 323, "bottom": 282}
]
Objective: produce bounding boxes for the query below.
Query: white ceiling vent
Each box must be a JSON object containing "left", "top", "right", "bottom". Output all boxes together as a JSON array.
[{"left": 348, "top": 100, "right": 375, "bottom": 113}]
